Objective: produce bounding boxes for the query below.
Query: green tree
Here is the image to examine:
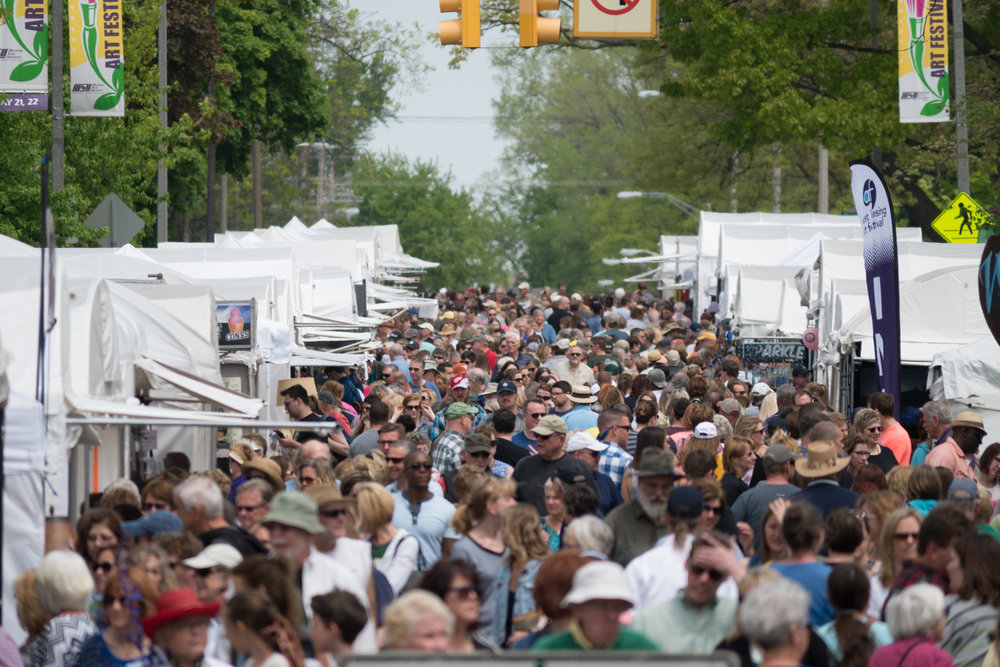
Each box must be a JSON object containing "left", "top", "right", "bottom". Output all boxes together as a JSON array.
[{"left": 348, "top": 153, "right": 506, "bottom": 290}]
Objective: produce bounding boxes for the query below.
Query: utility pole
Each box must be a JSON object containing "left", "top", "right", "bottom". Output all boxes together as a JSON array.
[
  {"left": 51, "top": 0, "right": 64, "bottom": 191},
  {"left": 252, "top": 140, "right": 262, "bottom": 228},
  {"left": 952, "top": 0, "right": 969, "bottom": 194},
  {"left": 156, "top": 0, "right": 168, "bottom": 243},
  {"left": 818, "top": 143, "right": 829, "bottom": 214}
]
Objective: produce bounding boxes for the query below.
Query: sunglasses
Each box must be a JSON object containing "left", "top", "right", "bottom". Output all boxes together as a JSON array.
[
  {"left": 866, "top": 426, "right": 882, "bottom": 433},
  {"left": 467, "top": 451, "right": 490, "bottom": 459},
  {"left": 387, "top": 456, "right": 405, "bottom": 464},
  {"left": 236, "top": 504, "right": 261, "bottom": 513},
  {"left": 703, "top": 505, "right": 723, "bottom": 516},
  {"left": 447, "top": 586, "right": 479, "bottom": 599},
  {"left": 320, "top": 508, "right": 348, "bottom": 518},
  {"left": 94, "top": 562, "right": 116, "bottom": 573},
  {"left": 528, "top": 412, "right": 545, "bottom": 419},
  {"left": 193, "top": 566, "right": 224, "bottom": 578},
  {"left": 893, "top": 531, "right": 919, "bottom": 542},
  {"left": 407, "top": 463, "right": 433, "bottom": 471},
  {"left": 103, "top": 595, "right": 127, "bottom": 606},
  {"left": 690, "top": 564, "right": 725, "bottom": 581}
]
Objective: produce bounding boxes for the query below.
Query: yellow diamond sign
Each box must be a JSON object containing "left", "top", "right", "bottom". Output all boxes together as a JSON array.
[{"left": 931, "top": 193, "right": 990, "bottom": 243}]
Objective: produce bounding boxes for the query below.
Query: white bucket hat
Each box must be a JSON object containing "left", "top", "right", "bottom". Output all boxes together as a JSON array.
[{"left": 561, "top": 561, "right": 635, "bottom": 607}]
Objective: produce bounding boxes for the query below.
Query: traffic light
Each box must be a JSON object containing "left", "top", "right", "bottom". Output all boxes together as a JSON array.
[
  {"left": 439, "top": 0, "right": 480, "bottom": 48},
  {"left": 519, "top": 0, "right": 561, "bottom": 48}
]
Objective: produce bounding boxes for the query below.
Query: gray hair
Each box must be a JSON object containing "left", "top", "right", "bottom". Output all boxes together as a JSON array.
[
  {"left": 713, "top": 414, "right": 733, "bottom": 441},
  {"left": 669, "top": 372, "right": 690, "bottom": 391},
  {"left": 237, "top": 478, "right": 276, "bottom": 505},
  {"left": 173, "top": 476, "right": 224, "bottom": 519},
  {"left": 389, "top": 344, "right": 403, "bottom": 357},
  {"left": 383, "top": 590, "right": 455, "bottom": 650},
  {"left": 738, "top": 578, "right": 810, "bottom": 650},
  {"left": 104, "top": 478, "right": 141, "bottom": 503},
  {"left": 392, "top": 439, "right": 419, "bottom": 456},
  {"left": 566, "top": 515, "right": 613, "bottom": 556},
  {"left": 36, "top": 550, "right": 94, "bottom": 615},
  {"left": 884, "top": 583, "right": 945, "bottom": 640},
  {"left": 466, "top": 367, "right": 488, "bottom": 386},
  {"left": 775, "top": 384, "right": 797, "bottom": 409},
  {"left": 921, "top": 400, "right": 952, "bottom": 425}
]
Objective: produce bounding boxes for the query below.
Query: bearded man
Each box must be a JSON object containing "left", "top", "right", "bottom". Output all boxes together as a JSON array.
[{"left": 603, "top": 449, "right": 684, "bottom": 566}]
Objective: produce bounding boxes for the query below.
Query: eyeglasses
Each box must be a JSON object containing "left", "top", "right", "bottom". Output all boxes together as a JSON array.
[
  {"left": 378, "top": 439, "right": 399, "bottom": 447},
  {"left": 446, "top": 586, "right": 479, "bottom": 599},
  {"left": 93, "top": 562, "right": 116, "bottom": 573},
  {"left": 690, "top": 564, "right": 725, "bottom": 581},
  {"left": 236, "top": 504, "right": 261, "bottom": 514},
  {"left": 703, "top": 505, "right": 723, "bottom": 516},
  {"left": 387, "top": 456, "right": 405, "bottom": 464},
  {"left": 407, "top": 463, "right": 433, "bottom": 471},
  {"left": 321, "top": 508, "right": 348, "bottom": 518},
  {"left": 142, "top": 502, "right": 167, "bottom": 511},
  {"left": 193, "top": 566, "right": 224, "bottom": 578},
  {"left": 893, "top": 531, "right": 919, "bottom": 542}
]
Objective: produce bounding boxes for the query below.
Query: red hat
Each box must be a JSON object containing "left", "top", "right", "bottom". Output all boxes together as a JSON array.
[
  {"left": 142, "top": 588, "right": 221, "bottom": 638},
  {"left": 450, "top": 374, "right": 470, "bottom": 390}
]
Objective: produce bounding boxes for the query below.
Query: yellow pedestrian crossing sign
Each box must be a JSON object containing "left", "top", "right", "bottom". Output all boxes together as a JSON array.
[{"left": 931, "top": 193, "right": 990, "bottom": 243}]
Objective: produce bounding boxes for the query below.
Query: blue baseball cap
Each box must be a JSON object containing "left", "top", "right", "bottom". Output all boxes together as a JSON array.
[{"left": 122, "top": 510, "right": 184, "bottom": 537}]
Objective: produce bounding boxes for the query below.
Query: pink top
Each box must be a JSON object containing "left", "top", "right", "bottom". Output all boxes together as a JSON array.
[{"left": 925, "top": 436, "right": 975, "bottom": 480}]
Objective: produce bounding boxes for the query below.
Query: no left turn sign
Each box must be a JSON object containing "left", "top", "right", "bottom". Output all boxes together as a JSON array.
[{"left": 574, "top": 0, "right": 657, "bottom": 37}]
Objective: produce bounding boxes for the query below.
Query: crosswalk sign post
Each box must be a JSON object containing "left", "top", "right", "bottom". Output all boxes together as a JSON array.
[{"left": 931, "top": 193, "right": 991, "bottom": 243}]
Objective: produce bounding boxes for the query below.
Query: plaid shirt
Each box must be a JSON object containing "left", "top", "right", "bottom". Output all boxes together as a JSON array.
[
  {"left": 431, "top": 429, "right": 465, "bottom": 475},
  {"left": 883, "top": 560, "right": 950, "bottom": 618},
  {"left": 428, "top": 402, "right": 486, "bottom": 441},
  {"left": 598, "top": 442, "right": 633, "bottom": 490}
]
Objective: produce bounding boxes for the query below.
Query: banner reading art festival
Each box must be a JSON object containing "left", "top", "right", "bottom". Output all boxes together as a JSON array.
[
  {"left": 69, "top": 0, "right": 123, "bottom": 116},
  {"left": 0, "top": 0, "right": 49, "bottom": 111},
  {"left": 898, "top": 0, "right": 949, "bottom": 123},
  {"left": 850, "top": 161, "right": 902, "bottom": 415}
]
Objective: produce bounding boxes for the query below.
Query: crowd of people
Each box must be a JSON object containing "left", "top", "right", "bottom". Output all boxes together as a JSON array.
[{"left": 10, "top": 282, "right": 1000, "bottom": 667}]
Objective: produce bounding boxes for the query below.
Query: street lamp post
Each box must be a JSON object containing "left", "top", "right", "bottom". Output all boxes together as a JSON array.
[{"left": 617, "top": 190, "right": 699, "bottom": 219}]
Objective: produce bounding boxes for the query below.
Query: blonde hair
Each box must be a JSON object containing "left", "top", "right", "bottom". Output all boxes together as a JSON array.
[
  {"left": 14, "top": 570, "right": 49, "bottom": 640},
  {"left": 502, "top": 504, "right": 550, "bottom": 565},
  {"left": 758, "top": 392, "right": 779, "bottom": 422},
  {"left": 452, "top": 465, "right": 487, "bottom": 506},
  {"left": 722, "top": 436, "right": 752, "bottom": 476},
  {"left": 886, "top": 466, "right": 915, "bottom": 500},
  {"left": 452, "top": 477, "right": 517, "bottom": 535},
  {"left": 352, "top": 482, "right": 396, "bottom": 533},
  {"left": 879, "top": 507, "right": 922, "bottom": 588}
]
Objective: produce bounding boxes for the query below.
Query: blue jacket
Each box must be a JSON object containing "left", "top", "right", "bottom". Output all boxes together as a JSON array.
[{"left": 490, "top": 558, "right": 543, "bottom": 646}]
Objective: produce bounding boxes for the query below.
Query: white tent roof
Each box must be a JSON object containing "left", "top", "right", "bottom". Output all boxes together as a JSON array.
[
  {"left": 930, "top": 336, "right": 1000, "bottom": 400},
  {"left": 837, "top": 265, "right": 987, "bottom": 364}
]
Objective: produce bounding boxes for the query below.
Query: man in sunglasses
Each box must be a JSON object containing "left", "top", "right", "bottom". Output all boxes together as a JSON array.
[
  {"left": 632, "top": 530, "right": 740, "bottom": 654},
  {"left": 391, "top": 450, "right": 459, "bottom": 568},
  {"left": 512, "top": 398, "right": 546, "bottom": 452}
]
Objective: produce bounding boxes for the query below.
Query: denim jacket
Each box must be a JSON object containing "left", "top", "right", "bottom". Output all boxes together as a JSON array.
[{"left": 489, "top": 558, "right": 543, "bottom": 646}]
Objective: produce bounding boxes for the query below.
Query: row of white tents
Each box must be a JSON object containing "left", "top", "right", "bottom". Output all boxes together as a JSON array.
[
  {"left": 0, "top": 217, "right": 436, "bottom": 638},
  {"left": 625, "top": 211, "right": 998, "bottom": 432}
]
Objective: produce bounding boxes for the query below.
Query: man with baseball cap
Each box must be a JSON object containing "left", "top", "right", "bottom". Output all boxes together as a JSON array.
[
  {"left": 427, "top": 373, "right": 486, "bottom": 440},
  {"left": 263, "top": 491, "right": 376, "bottom": 651},
  {"left": 567, "top": 431, "right": 622, "bottom": 516},
  {"left": 430, "top": 402, "right": 478, "bottom": 475},
  {"left": 925, "top": 410, "right": 984, "bottom": 480},
  {"left": 731, "top": 444, "right": 801, "bottom": 553},
  {"left": 512, "top": 415, "right": 596, "bottom": 515}
]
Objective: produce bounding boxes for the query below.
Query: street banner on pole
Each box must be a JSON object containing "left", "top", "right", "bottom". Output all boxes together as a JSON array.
[
  {"left": 0, "top": 0, "right": 49, "bottom": 111},
  {"left": 898, "top": 0, "right": 949, "bottom": 123},
  {"left": 68, "top": 0, "right": 123, "bottom": 116},
  {"left": 850, "top": 160, "right": 902, "bottom": 413}
]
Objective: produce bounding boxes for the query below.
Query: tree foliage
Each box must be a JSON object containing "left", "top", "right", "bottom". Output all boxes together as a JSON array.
[{"left": 347, "top": 153, "right": 506, "bottom": 291}]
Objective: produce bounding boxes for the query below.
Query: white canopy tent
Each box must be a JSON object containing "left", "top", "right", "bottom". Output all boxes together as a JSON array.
[{"left": 929, "top": 336, "right": 1000, "bottom": 441}]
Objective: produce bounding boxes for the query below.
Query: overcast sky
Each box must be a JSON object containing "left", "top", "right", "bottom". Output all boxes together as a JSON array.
[{"left": 349, "top": 0, "right": 508, "bottom": 191}]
